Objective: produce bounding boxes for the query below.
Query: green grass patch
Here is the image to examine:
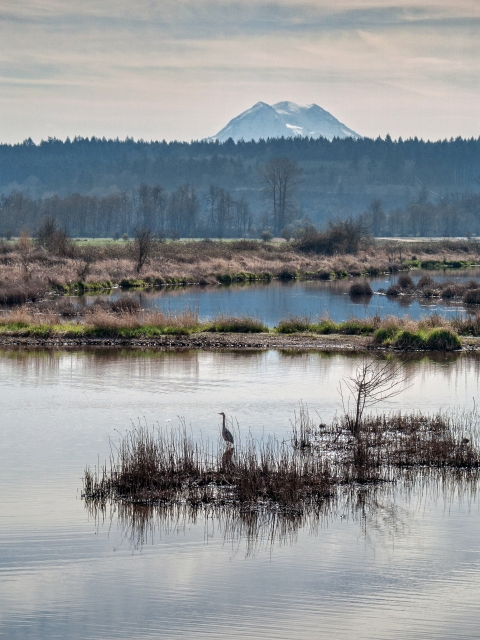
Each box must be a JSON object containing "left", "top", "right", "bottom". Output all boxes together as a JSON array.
[
  {"left": 58, "top": 280, "right": 114, "bottom": 293},
  {"left": 276, "top": 318, "right": 313, "bottom": 333},
  {"left": 216, "top": 272, "right": 265, "bottom": 285},
  {"left": 337, "top": 320, "right": 375, "bottom": 335},
  {"left": 276, "top": 318, "right": 374, "bottom": 335},
  {"left": 375, "top": 327, "right": 461, "bottom": 351}
]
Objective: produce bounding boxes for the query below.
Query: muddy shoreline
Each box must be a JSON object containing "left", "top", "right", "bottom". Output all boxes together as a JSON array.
[{"left": 1, "top": 331, "right": 480, "bottom": 352}]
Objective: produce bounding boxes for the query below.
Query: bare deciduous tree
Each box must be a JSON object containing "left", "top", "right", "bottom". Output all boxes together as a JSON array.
[
  {"left": 259, "top": 157, "right": 301, "bottom": 235},
  {"left": 133, "top": 227, "right": 155, "bottom": 273},
  {"left": 339, "top": 359, "right": 408, "bottom": 437}
]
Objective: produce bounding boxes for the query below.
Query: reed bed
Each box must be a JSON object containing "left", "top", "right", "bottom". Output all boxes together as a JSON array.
[
  {"left": 83, "top": 420, "right": 334, "bottom": 507},
  {"left": 83, "top": 406, "right": 480, "bottom": 515}
]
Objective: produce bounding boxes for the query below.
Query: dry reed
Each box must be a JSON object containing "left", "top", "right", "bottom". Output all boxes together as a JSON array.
[{"left": 83, "top": 406, "right": 480, "bottom": 515}]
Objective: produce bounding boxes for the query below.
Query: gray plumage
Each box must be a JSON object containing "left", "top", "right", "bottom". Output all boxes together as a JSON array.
[{"left": 218, "top": 412, "right": 234, "bottom": 445}]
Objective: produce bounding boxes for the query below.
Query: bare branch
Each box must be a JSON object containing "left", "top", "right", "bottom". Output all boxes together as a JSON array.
[{"left": 340, "top": 359, "right": 410, "bottom": 437}]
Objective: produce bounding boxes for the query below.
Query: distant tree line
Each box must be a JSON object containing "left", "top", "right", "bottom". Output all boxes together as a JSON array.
[
  {"left": 0, "top": 183, "right": 255, "bottom": 239},
  {"left": 362, "top": 192, "right": 480, "bottom": 237},
  {"left": 0, "top": 135, "right": 479, "bottom": 227},
  {"left": 3, "top": 178, "right": 480, "bottom": 239}
]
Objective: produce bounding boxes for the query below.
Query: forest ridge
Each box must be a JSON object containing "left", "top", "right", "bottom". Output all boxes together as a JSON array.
[{"left": 0, "top": 135, "right": 479, "bottom": 237}]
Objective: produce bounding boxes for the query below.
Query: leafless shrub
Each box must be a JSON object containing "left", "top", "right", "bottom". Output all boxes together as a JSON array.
[
  {"left": 339, "top": 359, "right": 408, "bottom": 437},
  {"left": 36, "top": 217, "right": 74, "bottom": 257},
  {"left": 133, "top": 227, "right": 155, "bottom": 273}
]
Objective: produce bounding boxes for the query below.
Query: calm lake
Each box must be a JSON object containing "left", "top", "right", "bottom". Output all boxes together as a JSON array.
[
  {"left": 1, "top": 348, "right": 480, "bottom": 639},
  {"left": 78, "top": 268, "right": 480, "bottom": 326}
]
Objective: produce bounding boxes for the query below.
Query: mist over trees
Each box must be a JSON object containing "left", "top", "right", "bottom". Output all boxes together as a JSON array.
[
  {"left": 0, "top": 135, "right": 480, "bottom": 237},
  {"left": 362, "top": 192, "right": 480, "bottom": 237}
]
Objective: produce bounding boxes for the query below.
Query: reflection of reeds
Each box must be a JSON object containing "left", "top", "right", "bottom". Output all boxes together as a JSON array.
[{"left": 85, "top": 471, "right": 479, "bottom": 555}]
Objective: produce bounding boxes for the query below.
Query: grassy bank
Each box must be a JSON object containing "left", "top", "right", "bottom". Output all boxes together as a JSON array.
[
  {"left": 0, "top": 308, "right": 268, "bottom": 338},
  {"left": 0, "top": 305, "right": 477, "bottom": 350}
]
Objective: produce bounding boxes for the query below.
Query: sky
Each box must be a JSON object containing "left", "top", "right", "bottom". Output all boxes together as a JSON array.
[{"left": 0, "top": 0, "right": 479, "bottom": 144}]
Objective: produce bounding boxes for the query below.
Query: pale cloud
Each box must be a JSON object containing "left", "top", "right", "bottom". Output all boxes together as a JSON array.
[{"left": 0, "top": 1, "right": 478, "bottom": 143}]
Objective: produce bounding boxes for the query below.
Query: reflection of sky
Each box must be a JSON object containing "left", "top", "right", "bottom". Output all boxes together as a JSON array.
[
  {"left": 82, "top": 268, "right": 480, "bottom": 327},
  {"left": 1, "top": 349, "right": 480, "bottom": 638}
]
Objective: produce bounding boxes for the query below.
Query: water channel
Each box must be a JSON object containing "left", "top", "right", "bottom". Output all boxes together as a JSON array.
[
  {"left": 77, "top": 268, "right": 480, "bottom": 326},
  {"left": 2, "top": 348, "right": 480, "bottom": 639}
]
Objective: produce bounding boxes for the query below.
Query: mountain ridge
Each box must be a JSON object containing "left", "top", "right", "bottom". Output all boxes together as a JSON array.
[{"left": 208, "top": 101, "right": 360, "bottom": 142}]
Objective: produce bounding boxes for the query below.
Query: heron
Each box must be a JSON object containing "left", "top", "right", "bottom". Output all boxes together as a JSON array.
[{"left": 218, "top": 412, "right": 234, "bottom": 446}]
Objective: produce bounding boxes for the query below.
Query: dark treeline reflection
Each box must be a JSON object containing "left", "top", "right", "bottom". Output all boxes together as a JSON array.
[
  {"left": 85, "top": 476, "right": 479, "bottom": 557},
  {"left": 1, "top": 346, "right": 479, "bottom": 383}
]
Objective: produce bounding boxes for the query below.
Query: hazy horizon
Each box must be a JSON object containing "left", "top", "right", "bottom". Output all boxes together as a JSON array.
[{"left": 1, "top": 0, "right": 479, "bottom": 144}]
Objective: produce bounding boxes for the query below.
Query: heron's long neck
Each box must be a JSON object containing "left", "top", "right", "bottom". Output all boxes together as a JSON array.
[{"left": 222, "top": 414, "right": 226, "bottom": 429}]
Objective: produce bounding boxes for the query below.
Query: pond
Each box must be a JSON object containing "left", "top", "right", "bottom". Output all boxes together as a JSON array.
[
  {"left": 77, "top": 268, "right": 480, "bottom": 326},
  {"left": 1, "top": 348, "right": 480, "bottom": 639}
]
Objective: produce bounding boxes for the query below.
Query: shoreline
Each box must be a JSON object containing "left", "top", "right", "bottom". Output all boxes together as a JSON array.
[{"left": 1, "top": 331, "right": 480, "bottom": 352}]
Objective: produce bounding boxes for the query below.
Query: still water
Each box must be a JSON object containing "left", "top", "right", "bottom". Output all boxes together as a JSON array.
[
  {"left": 81, "top": 268, "right": 480, "bottom": 326},
  {"left": 1, "top": 348, "right": 480, "bottom": 639}
]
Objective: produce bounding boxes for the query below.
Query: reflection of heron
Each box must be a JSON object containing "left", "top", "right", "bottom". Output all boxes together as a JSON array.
[
  {"left": 221, "top": 447, "right": 234, "bottom": 470},
  {"left": 218, "top": 412, "right": 234, "bottom": 445}
]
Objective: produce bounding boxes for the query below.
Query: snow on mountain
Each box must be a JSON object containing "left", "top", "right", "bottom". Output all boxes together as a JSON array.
[{"left": 208, "top": 101, "right": 360, "bottom": 142}]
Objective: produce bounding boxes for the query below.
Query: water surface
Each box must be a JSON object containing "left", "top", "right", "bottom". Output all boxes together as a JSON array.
[
  {"left": 1, "top": 348, "right": 480, "bottom": 639},
  {"left": 79, "top": 267, "right": 480, "bottom": 326}
]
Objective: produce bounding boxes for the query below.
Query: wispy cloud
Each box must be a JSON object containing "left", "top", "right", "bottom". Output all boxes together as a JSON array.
[{"left": 0, "top": 0, "right": 478, "bottom": 142}]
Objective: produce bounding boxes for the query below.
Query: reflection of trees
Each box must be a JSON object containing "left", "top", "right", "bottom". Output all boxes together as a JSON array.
[{"left": 4, "top": 349, "right": 480, "bottom": 401}]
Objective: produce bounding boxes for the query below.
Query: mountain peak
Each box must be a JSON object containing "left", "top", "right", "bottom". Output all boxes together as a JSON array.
[{"left": 208, "top": 101, "right": 360, "bottom": 142}]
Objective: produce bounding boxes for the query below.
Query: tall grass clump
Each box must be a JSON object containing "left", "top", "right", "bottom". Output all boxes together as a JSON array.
[
  {"left": 276, "top": 317, "right": 315, "bottom": 333},
  {"left": 205, "top": 315, "right": 267, "bottom": 333},
  {"left": 83, "top": 419, "right": 334, "bottom": 508}
]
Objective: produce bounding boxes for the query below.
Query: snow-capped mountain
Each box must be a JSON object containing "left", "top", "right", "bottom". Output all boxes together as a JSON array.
[{"left": 208, "top": 101, "right": 360, "bottom": 142}]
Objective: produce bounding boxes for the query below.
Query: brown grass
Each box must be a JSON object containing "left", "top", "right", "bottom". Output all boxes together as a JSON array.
[{"left": 0, "top": 237, "right": 478, "bottom": 296}]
